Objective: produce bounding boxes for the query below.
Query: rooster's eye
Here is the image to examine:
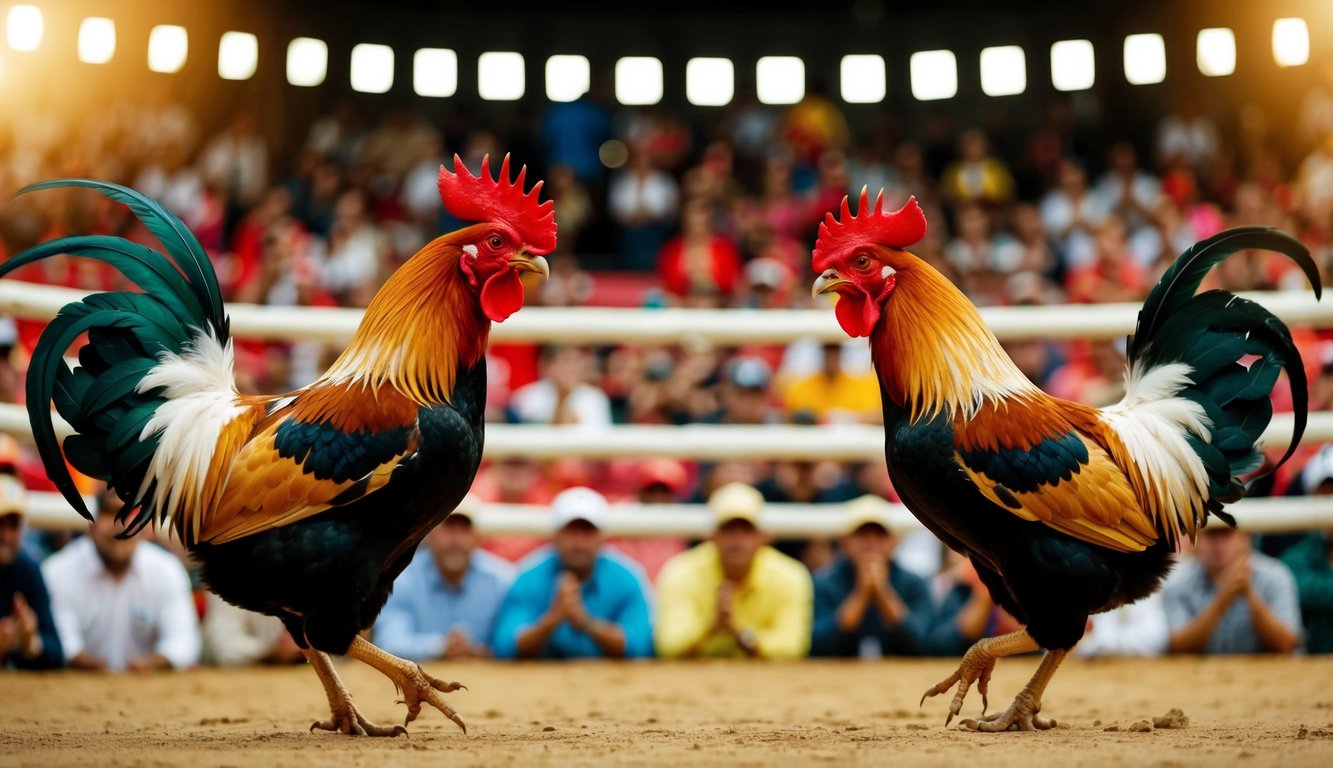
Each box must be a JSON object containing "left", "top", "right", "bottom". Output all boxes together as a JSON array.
[
  {"left": 854, "top": 255, "right": 871, "bottom": 270},
  {"left": 489, "top": 236, "right": 504, "bottom": 249}
]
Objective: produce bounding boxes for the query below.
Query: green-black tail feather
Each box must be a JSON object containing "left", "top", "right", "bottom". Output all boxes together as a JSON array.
[
  {"left": 0, "top": 180, "right": 229, "bottom": 532},
  {"left": 1127, "top": 226, "right": 1322, "bottom": 525}
]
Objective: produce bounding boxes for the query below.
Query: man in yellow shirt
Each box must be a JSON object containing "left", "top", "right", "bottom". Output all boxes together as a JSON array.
[
  {"left": 781, "top": 344, "right": 881, "bottom": 424},
  {"left": 655, "top": 483, "right": 813, "bottom": 659}
]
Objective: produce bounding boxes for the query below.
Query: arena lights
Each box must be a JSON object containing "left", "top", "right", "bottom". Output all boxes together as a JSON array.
[
  {"left": 1273, "top": 18, "right": 1310, "bottom": 68},
  {"left": 350, "top": 43, "right": 394, "bottom": 93},
  {"left": 1050, "top": 39, "right": 1095, "bottom": 91},
  {"left": 1196, "top": 28, "right": 1235, "bottom": 77},
  {"left": 909, "top": 49, "right": 957, "bottom": 101},
  {"left": 546, "top": 54, "right": 590, "bottom": 102},
  {"left": 77, "top": 17, "right": 115, "bottom": 65},
  {"left": 616, "top": 56, "right": 663, "bottom": 106},
  {"left": 413, "top": 48, "right": 457, "bottom": 97},
  {"left": 477, "top": 51, "right": 525, "bottom": 100},
  {"left": 1124, "top": 33, "right": 1166, "bottom": 85},
  {"left": 147, "top": 25, "right": 188, "bottom": 74},
  {"left": 6, "top": 5, "right": 42, "bottom": 52},
  {"left": 218, "top": 31, "right": 257, "bottom": 81},
  {"left": 686, "top": 57, "right": 734, "bottom": 106},
  {"left": 979, "top": 45, "right": 1026, "bottom": 96},
  {"left": 840, "top": 54, "right": 885, "bottom": 103},
  {"left": 756, "top": 56, "right": 805, "bottom": 105},
  {"left": 286, "top": 37, "right": 328, "bottom": 87}
]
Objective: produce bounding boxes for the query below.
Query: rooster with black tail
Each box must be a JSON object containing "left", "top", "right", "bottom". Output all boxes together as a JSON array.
[
  {"left": 1, "top": 155, "right": 554, "bottom": 736},
  {"left": 811, "top": 190, "right": 1321, "bottom": 731}
]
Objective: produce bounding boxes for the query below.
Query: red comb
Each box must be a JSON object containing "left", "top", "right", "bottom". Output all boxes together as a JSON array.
[
  {"left": 812, "top": 190, "right": 926, "bottom": 272},
  {"left": 437, "top": 153, "right": 557, "bottom": 255}
]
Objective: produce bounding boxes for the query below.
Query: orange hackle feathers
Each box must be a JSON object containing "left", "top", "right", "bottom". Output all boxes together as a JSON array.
[
  {"left": 437, "top": 153, "right": 557, "bottom": 255},
  {"left": 813, "top": 190, "right": 927, "bottom": 272}
]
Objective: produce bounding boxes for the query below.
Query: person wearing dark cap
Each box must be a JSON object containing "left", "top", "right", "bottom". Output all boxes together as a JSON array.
[
  {"left": 493, "top": 487, "right": 654, "bottom": 659},
  {"left": 374, "top": 495, "right": 515, "bottom": 661},
  {"left": 811, "top": 496, "right": 932, "bottom": 658},
  {"left": 0, "top": 474, "right": 63, "bottom": 669}
]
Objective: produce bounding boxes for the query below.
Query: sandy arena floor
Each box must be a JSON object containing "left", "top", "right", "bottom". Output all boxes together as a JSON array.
[{"left": 2, "top": 656, "right": 1332, "bottom": 767}]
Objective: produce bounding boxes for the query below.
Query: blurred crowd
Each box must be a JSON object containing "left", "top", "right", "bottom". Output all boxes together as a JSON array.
[{"left": 2, "top": 67, "right": 1333, "bottom": 669}]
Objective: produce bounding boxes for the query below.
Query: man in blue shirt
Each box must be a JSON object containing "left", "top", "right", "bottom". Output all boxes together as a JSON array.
[
  {"left": 0, "top": 474, "right": 63, "bottom": 669},
  {"left": 374, "top": 497, "right": 515, "bottom": 660},
  {"left": 812, "top": 496, "right": 932, "bottom": 658},
  {"left": 493, "top": 487, "right": 654, "bottom": 660}
]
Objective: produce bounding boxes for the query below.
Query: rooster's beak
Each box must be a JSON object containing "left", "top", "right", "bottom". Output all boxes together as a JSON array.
[
  {"left": 509, "top": 254, "right": 551, "bottom": 279},
  {"left": 812, "top": 269, "right": 849, "bottom": 298}
]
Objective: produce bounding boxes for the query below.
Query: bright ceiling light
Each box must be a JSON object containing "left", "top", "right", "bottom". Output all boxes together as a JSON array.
[
  {"left": 686, "top": 57, "right": 734, "bottom": 107},
  {"left": 757, "top": 56, "right": 805, "bottom": 105},
  {"left": 910, "top": 49, "right": 957, "bottom": 101},
  {"left": 1124, "top": 33, "right": 1166, "bottom": 85},
  {"left": 1196, "top": 28, "right": 1235, "bottom": 77},
  {"left": 287, "top": 37, "right": 328, "bottom": 87},
  {"left": 616, "top": 56, "right": 663, "bottom": 105},
  {"left": 218, "top": 31, "right": 258, "bottom": 80},
  {"left": 7, "top": 6, "right": 43, "bottom": 52},
  {"left": 546, "top": 55, "right": 590, "bottom": 102},
  {"left": 414, "top": 48, "right": 457, "bottom": 97},
  {"left": 1273, "top": 18, "right": 1310, "bottom": 68},
  {"left": 840, "top": 54, "right": 885, "bottom": 103},
  {"left": 148, "top": 25, "right": 188, "bottom": 74},
  {"left": 350, "top": 43, "right": 394, "bottom": 93},
  {"left": 980, "top": 45, "right": 1026, "bottom": 96},
  {"left": 78, "top": 18, "right": 116, "bottom": 64},
  {"left": 1050, "top": 39, "right": 1095, "bottom": 91},
  {"left": 478, "top": 51, "right": 525, "bottom": 101}
]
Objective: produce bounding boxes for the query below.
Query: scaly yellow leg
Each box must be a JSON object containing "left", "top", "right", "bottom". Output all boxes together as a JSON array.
[
  {"left": 345, "top": 635, "right": 468, "bottom": 733},
  {"left": 921, "top": 630, "right": 1040, "bottom": 726}
]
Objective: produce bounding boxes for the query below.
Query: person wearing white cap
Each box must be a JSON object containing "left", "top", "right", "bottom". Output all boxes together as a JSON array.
[
  {"left": 492, "top": 487, "right": 653, "bottom": 659},
  {"left": 655, "top": 483, "right": 812, "bottom": 659},
  {"left": 810, "top": 496, "right": 933, "bottom": 658},
  {"left": 0, "top": 473, "right": 63, "bottom": 669},
  {"left": 373, "top": 496, "right": 516, "bottom": 661}
]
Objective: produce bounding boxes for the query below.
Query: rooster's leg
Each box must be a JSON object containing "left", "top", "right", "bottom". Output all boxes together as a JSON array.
[
  {"left": 345, "top": 635, "right": 468, "bottom": 733},
  {"left": 960, "top": 649, "right": 1067, "bottom": 732},
  {"left": 920, "top": 630, "right": 1039, "bottom": 726},
  {"left": 305, "top": 648, "right": 407, "bottom": 737}
]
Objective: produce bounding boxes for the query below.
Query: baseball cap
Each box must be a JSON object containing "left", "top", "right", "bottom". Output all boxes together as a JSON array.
[
  {"left": 1301, "top": 445, "right": 1333, "bottom": 495},
  {"left": 843, "top": 494, "right": 893, "bottom": 535},
  {"left": 726, "top": 357, "right": 772, "bottom": 390},
  {"left": 0, "top": 474, "right": 27, "bottom": 519},
  {"left": 708, "top": 482, "right": 763, "bottom": 527},
  {"left": 637, "top": 459, "right": 687, "bottom": 494},
  {"left": 550, "top": 486, "right": 610, "bottom": 532}
]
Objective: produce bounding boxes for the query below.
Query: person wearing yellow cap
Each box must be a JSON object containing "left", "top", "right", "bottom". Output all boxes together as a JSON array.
[
  {"left": 0, "top": 473, "right": 64, "bottom": 669},
  {"left": 810, "top": 496, "right": 932, "bottom": 658},
  {"left": 655, "top": 483, "right": 812, "bottom": 659}
]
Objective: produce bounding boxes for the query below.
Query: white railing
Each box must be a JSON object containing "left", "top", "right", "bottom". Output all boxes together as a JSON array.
[
  {"left": 0, "top": 281, "right": 1327, "bottom": 344},
  {"left": 20, "top": 492, "right": 1333, "bottom": 536}
]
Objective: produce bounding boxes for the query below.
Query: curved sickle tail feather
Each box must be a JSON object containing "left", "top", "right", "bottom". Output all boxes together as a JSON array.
[
  {"left": 1123, "top": 227, "right": 1322, "bottom": 531},
  {"left": 0, "top": 180, "right": 231, "bottom": 535}
]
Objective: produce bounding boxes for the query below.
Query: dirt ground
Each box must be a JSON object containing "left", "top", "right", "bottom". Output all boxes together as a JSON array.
[{"left": 2, "top": 656, "right": 1332, "bottom": 767}]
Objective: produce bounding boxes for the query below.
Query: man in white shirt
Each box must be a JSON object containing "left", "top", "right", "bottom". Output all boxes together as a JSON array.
[{"left": 42, "top": 489, "right": 201, "bottom": 672}]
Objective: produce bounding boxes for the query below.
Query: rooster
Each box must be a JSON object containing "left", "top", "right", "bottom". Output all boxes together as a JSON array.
[
  {"left": 0, "top": 155, "right": 554, "bottom": 736},
  {"left": 811, "top": 191, "right": 1321, "bottom": 731}
]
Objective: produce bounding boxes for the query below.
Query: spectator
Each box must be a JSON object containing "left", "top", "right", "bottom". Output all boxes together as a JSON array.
[
  {"left": 201, "top": 593, "right": 304, "bottom": 667},
  {"left": 811, "top": 497, "right": 932, "bottom": 657},
  {"left": 492, "top": 487, "right": 653, "bottom": 659},
  {"left": 1163, "top": 528, "right": 1303, "bottom": 654},
  {"left": 1040, "top": 158, "right": 1105, "bottom": 270},
  {"left": 657, "top": 197, "right": 743, "bottom": 307},
  {"left": 1156, "top": 97, "right": 1219, "bottom": 178},
  {"left": 655, "top": 483, "right": 812, "bottom": 658},
  {"left": 0, "top": 474, "right": 63, "bottom": 669},
  {"left": 1073, "top": 593, "right": 1169, "bottom": 658},
  {"left": 940, "top": 129, "right": 1014, "bottom": 208},
  {"left": 1280, "top": 446, "right": 1333, "bottom": 654},
  {"left": 608, "top": 142, "right": 679, "bottom": 271},
  {"left": 509, "top": 345, "right": 613, "bottom": 426},
  {"left": 1093, "top": 141, "right": 1160, "bottom": 232},
  {"left": 781, "top": 343, "right": 882, "bottom": 425},
  {"left": 374, "top": 499, "right": 515, "bottom": 660},
  {"left": 42, "top": 487, "right": 201, "bottom": 671}
]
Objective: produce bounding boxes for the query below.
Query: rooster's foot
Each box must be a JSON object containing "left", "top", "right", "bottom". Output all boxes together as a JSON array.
[
  {"left": 959, "top": 690, "right": 1056, "bottom": 732},
  {"left": 347, "top": 636, "right": 468, "bottom": 733},
  {"left": 310, "top": 702, "right": 408, "bottom": 737},
  {"left": 920, "top": 630, "right": 1039, "bottom": 726}
]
